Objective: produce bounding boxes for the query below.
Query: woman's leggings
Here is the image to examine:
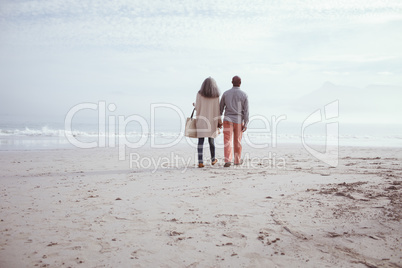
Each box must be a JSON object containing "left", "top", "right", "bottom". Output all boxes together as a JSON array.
[{"left": 197, "top": 138, "right": 215, "bottom": 163}]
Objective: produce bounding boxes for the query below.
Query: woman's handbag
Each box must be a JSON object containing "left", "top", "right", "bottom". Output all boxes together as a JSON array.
[{"left": 185, "top": 108, "right": 197, "bottom": 138}]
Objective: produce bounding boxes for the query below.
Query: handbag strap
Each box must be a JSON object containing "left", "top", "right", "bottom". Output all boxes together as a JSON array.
[{"left": 190, "top": 108, "right": 195, "bottom": 119}]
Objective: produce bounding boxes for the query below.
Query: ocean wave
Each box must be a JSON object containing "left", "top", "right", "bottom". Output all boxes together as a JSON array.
[
  {"left": 1, "top": 127, "right": 402, "bottom": 142},
  {"left": 0, "top": 127, "right": 64, "bottom": 137},
  {"left": 0, "top": 127, "right": 182, "bottom": 139}
]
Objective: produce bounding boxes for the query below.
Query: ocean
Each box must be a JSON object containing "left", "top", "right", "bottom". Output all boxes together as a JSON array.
[{"left": 0, "top": 115, "right": 401, "bottom": 151}]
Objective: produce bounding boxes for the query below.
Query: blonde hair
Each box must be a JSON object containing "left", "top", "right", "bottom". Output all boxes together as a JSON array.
[{"left": 198, "top": 77, "right": 220, "bottom": 98}]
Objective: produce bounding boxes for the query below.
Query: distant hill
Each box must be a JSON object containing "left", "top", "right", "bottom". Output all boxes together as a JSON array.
[{"left": 292, "top": 82, "right": 402, "bottom": 124}]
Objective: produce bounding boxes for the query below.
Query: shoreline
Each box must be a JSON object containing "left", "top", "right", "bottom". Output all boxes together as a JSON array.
[{"left": 1, "top": 140, "right": 402, "bottom": 152}]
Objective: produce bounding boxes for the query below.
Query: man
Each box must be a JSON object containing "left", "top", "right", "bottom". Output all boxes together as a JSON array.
[{"left": 219, "top": 75, "right": 249, "bottom": 167}]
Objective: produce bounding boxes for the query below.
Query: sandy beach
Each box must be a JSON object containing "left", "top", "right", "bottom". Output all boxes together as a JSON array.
[{"left": 0, "top": 144, "right": 401, "bottom": 267}]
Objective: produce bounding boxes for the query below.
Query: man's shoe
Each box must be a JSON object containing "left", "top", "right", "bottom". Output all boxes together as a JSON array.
[
  {"left": 211, "top": 159, "right": 218, "bottom": 165},
  {"left": 224, "top": 162, "right": 231, "bottom": 167},
  {"left": 198, "top": 163, "right": 204, "bottom": 168},
  {"left": 234, "top": 160, "right": 244, "bottom": 166}
]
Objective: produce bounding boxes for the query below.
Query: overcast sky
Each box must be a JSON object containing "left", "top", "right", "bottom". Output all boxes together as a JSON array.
[{"left": 0, "top": 0, "right": 401, "bottom": 124}]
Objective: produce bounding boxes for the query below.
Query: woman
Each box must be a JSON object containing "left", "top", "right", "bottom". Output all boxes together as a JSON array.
[{"left": 194, "top": 77, "right": 222, "bottom": 168}]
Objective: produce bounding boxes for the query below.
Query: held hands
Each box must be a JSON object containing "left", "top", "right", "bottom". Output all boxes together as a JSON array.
[
  {"left": 217, "top": 122, "right": 245, "bottom": 131},
  {"left": 242, "top": 123, "right": 247, "bottom": 132}
]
